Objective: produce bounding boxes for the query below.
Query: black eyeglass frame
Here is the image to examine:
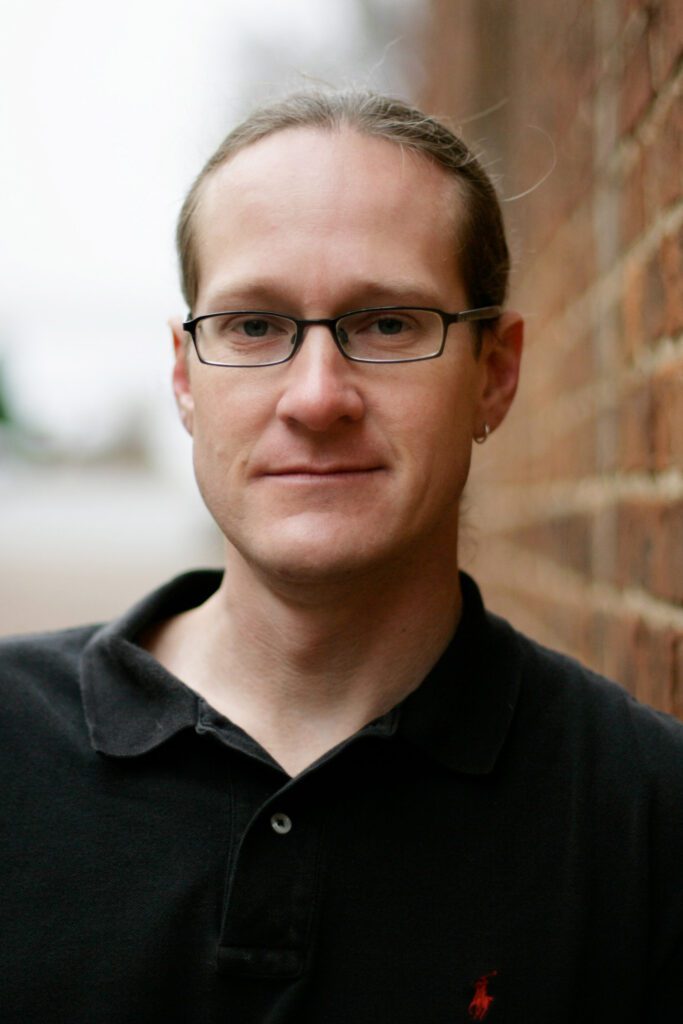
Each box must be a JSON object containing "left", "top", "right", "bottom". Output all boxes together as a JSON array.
[{"left": 182, "top": 304, "right": 502, "bottom": 367}]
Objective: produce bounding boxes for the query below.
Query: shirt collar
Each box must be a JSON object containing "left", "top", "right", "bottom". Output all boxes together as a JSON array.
[
  {"left": 80, "top": 570, "right": 521, "bottom": 774},
  {"left": 396, "top": 573, "right": 522, "bottom": 775},
  {"left": 81, "top": 571, "right": 221, "bottom": 757}
]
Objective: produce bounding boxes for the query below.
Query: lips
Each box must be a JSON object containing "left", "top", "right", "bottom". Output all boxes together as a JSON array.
[{"left": 265, "top": 464, "right": 382, "bottom": 476}]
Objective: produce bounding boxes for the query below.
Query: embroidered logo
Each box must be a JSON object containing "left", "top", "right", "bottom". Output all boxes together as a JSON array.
[{"left": 468, "top": 970, "right": 498, "bottom": 1020}]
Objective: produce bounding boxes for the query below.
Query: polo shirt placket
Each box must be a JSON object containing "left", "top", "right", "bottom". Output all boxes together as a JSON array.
[
  {"left": 197, "top": 704, "right": 323, "bottom": 980},
  {"left": 196, "top": 697, "right": 401, "bottom": 982}
]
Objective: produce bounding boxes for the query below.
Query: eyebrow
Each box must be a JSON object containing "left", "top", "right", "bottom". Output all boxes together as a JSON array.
[{"left": 201, "top": 279, "right": 450, "bottom": 315}]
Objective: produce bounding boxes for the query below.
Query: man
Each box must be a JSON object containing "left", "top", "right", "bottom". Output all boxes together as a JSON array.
[{"left": 2, "top": 91, "right": 682, "bottom": 1022}]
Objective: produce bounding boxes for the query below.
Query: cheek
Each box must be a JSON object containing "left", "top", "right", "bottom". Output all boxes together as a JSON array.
[
  {"left": 406, "top": 376, "right": 476, "bottom": 445},
  {"left": 189, "top": 378, "right": 243, "bottom": 450},
  {"left": 188, "top": 383, "right": 269, "bottom": 499},
  {"left": 189, "top": 418, "right": 247, "bottom": 534},
  {"left": 189, "top": 393, "right": 240, "bottom": 488},
  {"left": 405, "top": 384, "right": 476, "bottom": 492}
]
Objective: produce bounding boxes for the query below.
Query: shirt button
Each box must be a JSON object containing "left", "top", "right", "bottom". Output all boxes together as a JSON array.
[{"left": 270, "top": 812, "right": 292, "bottom": 835}]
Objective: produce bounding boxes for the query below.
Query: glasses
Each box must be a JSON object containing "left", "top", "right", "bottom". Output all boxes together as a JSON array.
[{"left": 182, "top": 305, "right": 501, "bottom": 367}]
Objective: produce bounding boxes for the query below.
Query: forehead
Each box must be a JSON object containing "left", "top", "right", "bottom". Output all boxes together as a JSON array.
[{"left": 192, "top": 127, "right": 464, "bottom": 311}]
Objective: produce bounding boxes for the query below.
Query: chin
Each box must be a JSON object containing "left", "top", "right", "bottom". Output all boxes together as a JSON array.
[
  {"left": 255, "top": 543, "right": 378, "bottom": 585},
  {"left": 229, "top": 521, "right": 397, "bottom": 588}
]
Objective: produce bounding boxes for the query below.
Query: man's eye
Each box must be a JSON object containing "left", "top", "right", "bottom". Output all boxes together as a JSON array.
[
  {"left": 374, "top": 317, "right": 407, "bottom": 335},
  {"left": 241, "top": 319, "right": 270, "bottom": 337},
  {"left": 213, "top": 315, "right": 287, "bottom": 339},
  {"left": 341, "top": 310, "right": 421, "bottom": 344}
]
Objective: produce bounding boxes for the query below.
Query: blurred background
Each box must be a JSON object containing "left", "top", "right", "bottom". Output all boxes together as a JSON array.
[{"left": 1, "top": 0, "right": 681, "bottom": 715}]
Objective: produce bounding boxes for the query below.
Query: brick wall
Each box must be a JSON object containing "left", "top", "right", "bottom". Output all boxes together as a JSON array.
[{"left": 418, "top": 0, "right": 683, "bottom": 715}]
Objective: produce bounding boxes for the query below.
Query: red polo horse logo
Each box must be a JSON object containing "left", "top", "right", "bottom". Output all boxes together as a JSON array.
[{"left": 468, "top": 970, "right": 498, "bottom": 1020}]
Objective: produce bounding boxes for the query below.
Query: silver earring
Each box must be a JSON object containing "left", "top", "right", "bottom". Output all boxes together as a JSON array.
[{"left": 473, "top": 423, "right": 491, "bottom": 444}]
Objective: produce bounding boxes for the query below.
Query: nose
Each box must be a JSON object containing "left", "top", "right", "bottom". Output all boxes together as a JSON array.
[{"left": 275, "top": 324, "right": 365, "bottom": 432}]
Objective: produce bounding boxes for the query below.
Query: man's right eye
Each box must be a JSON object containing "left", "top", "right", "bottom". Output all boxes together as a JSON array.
[
  {"left": 240, "top": 318, "right": 270, "bottom": 338},
  {"left": 210, "top": 315, "right": 284, "bottom": 339}
]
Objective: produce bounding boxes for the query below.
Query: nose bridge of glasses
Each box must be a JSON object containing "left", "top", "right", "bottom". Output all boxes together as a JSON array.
[{"left": 295, "top": 316, "right": 348, "bottom": 358}]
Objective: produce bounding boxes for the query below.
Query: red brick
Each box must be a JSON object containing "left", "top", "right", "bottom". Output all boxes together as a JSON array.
[
  {"left": 619, "top": 27, "right": 654, "bottom": 136},
  {"left": 536, "top": 111, "right": 594, "bottom": 241},
  {"left": 622, "top": 258, "right": 647, "bottom": 361},
  {"left": 661, "top": 225, "right": 683, "bottom": 338},
  {"left": 615, "top": 500, "right": 658, "bottom": 588},
  {"left": 643, "top": 245, "right": 668, "bottom": 343},
  {"left": 572, "top": 100, "right": 598, "bottom": 177},
  {"left": 530, "top": 415, "right": 599, "bottom": 483},
  {"left": 648, "top": 0, "right": 683, "bottom": 88},
  {"left": 565, "top": 9, "right": 598, "bottom": 104},
  {"left": 618, "top": 377, "right": 654, "bottom": 472},
  {"left": 642, "top": 91, "right": 683, "bottom": 216},
  {"left": 500, "top": 513, "right": 594, "bottom": 578},
  {"left": 620, "top": 0, "right": 651, "bottom": 20},
  {"left": 616, "top": 498, "right": 683, "bottom": 604},
  {"left": 650, "top": 501, "right": 683, "bottom": 604},
  {"left": 536, "top": 322, "right": 597, "bottom": 398},
  {"left": 652, "top": 357, "right": 683, "bottom": 471},
  {"left": 620, "top": 144, "right": 646, "bottom": 249},
  {"left": 591, "top": 505, "right": 619, "bottom": 585},
  {"left": 568, "top": 326, "right": 598, "bottom": 392},
  {"left": 621, "top": 235, "right": 680, "bottom": 360},
  {"left": 595, "top": 404, "right": 621, "bottom": 474}
]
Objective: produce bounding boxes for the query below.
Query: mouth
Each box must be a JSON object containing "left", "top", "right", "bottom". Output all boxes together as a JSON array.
[{"left": 263, "top": 464, "right": 385, "bottom": 481}]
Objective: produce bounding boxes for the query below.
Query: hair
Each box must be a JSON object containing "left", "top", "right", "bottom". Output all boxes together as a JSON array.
[{"left": 176, "top": 90, "right": 510, "bottom": 330}]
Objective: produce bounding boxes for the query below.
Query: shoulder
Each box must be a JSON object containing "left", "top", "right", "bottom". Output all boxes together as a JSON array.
[
  {"left": 0, "top": 623, "right": 101, "bottom": 675},
  {"left": 496, "top": 612, "right": 683, "bottom": 782},
  {"left": 0, "top": 624, "right": 100, "bottom": 732}
]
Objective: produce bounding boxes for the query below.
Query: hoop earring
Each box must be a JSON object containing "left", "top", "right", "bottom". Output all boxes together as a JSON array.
[{"left": 473, "top": 423, "right": 491, "bottom": 444}]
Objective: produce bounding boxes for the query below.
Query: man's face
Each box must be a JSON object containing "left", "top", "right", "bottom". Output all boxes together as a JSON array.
[{"left": 174, "top": 127, "right": 516, "bottom": 586}]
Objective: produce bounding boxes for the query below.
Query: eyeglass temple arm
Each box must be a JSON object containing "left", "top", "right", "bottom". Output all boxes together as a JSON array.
[{"left": 449, "top": 305, "right": 501, "bottom": 325}]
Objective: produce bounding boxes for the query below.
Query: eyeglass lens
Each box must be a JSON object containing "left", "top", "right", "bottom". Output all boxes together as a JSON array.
[{"left": 194, "top": 309, "right": 445, "bottom": 365}]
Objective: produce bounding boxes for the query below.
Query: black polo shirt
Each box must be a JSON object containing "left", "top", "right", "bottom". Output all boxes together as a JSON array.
[{"left": 2, "top": 571, "right": 683, "bottom": 1023}]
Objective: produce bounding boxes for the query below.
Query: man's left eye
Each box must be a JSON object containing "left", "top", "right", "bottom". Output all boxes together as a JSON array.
[
  {"left": 374, "top": 317, "right": 406, "bottom": 335},
  {"left": 242, "top": 319, "right": 270, "bottom": 337},
  {"left": 370, "top": 315, "right": 409, "bottom": 335}
]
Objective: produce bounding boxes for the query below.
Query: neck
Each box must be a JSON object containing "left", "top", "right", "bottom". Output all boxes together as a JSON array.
[{"left": 148, "top": 543, "right": 462, "bottom": 775}]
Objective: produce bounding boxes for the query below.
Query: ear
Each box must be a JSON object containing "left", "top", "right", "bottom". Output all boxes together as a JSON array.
[
  {"left": 170, "top": 316, "right": 195, "bottom": 436},
  {"left": 474, "top": 311, "right": 524, "bottom": 439}
]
